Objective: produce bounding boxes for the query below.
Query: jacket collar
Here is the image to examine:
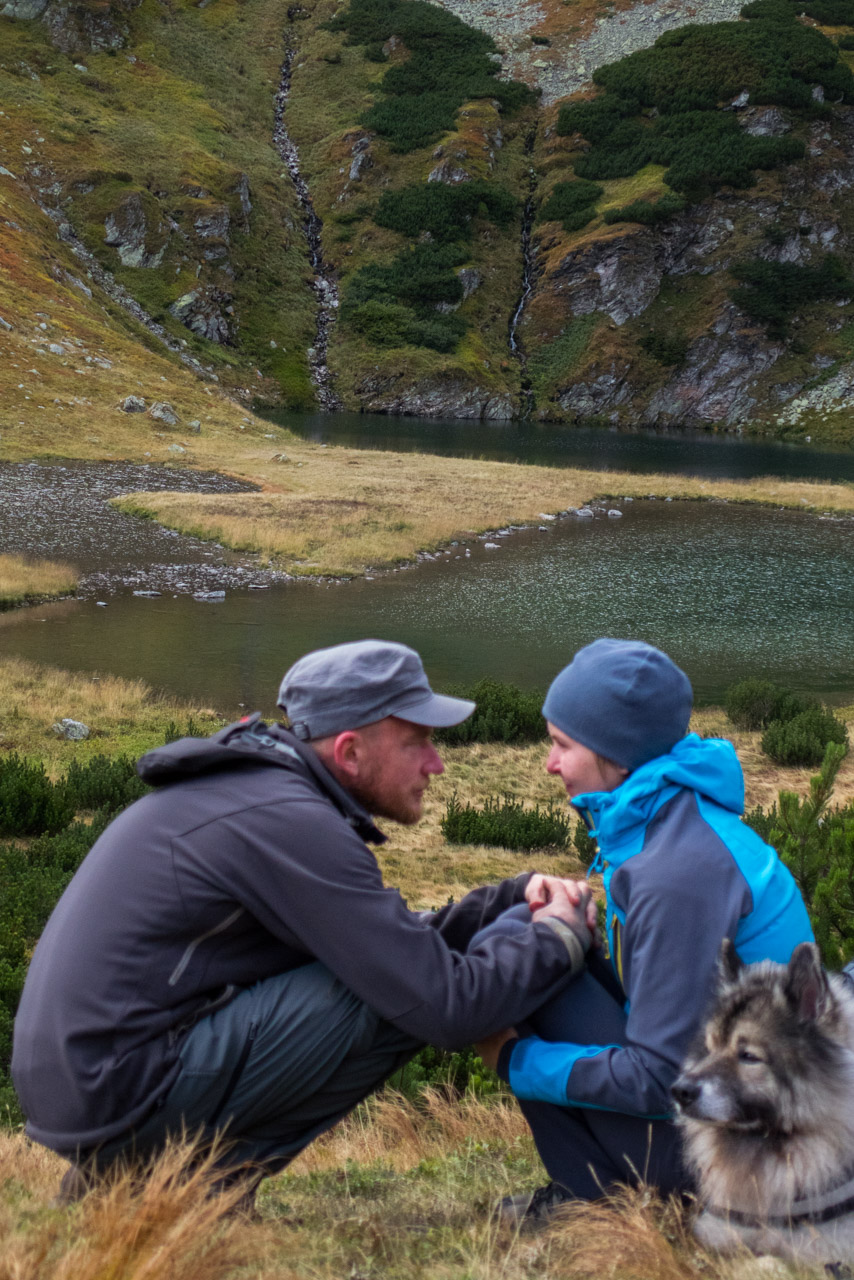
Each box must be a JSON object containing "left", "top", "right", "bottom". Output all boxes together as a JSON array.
[{"left": 138, "top": 714, "right": 387, "bottom": 844}]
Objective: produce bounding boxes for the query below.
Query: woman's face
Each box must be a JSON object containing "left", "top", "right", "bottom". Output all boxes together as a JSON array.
[{"left": 545, "top": 722, "right": 628, "bottom": 799}]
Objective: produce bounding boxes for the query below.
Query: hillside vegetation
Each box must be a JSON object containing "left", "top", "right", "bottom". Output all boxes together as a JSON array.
[{"left": 5, "top": 0, "right": 854, "bottom": 432}]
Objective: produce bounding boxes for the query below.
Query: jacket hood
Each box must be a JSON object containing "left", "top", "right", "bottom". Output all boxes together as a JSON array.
[
  {"left": 136, "top": 714, "right": 386, "bottom": 843},
  {"left": 573, "top": 733, "right": 744, "bottom": 865}
]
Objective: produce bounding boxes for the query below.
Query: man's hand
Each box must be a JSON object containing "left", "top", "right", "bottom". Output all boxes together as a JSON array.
[
  {"left": 526, "top": 875, "right": 598, "bottom": 939},
  {"left": 475, "top": 1026, "right": 518, "bottom": 1072}
]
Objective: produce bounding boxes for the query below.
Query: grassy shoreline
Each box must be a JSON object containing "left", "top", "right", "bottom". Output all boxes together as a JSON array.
[
  {"left": 106, "top": 433, "right": 854, "bottom": 577},
  {"left": 0, "top": 555, "right": 79, "bottom": 612}
]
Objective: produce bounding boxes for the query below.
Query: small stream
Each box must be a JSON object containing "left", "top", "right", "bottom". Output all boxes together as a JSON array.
[
  {"left": 508, "top": 125, "right": 538, "bottom": 418},
  {"left": 273, "top": 20, "right": 342, "bottom": 410}
]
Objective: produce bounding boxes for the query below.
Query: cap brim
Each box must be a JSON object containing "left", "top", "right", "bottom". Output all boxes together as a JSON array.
[{"left": 393, "top": 692, "right": 475, "bottom": 728}]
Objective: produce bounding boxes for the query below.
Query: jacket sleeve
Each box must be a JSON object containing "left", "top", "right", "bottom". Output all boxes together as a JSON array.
[
  {"left": 195, "top": 798, "right": 580, "bottom": 1050},
  {"left": 499, "top": 834, "right": 753, "bottom": 1116},
  {"left": 420, "top": 874, "right": 532, "bottom": 950}
]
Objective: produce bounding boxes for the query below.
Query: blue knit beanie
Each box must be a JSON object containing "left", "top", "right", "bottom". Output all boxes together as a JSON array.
[{"left": 542, "top": 639, "right": 693, "bottom": 771}]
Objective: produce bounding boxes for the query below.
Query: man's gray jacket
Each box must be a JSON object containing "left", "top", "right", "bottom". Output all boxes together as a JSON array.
[{"left": 12, "top": 717, "right": 581, "bottom": 1154}]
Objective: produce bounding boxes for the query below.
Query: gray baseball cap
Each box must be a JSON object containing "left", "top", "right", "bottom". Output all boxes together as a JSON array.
[{"left": 277, "top": 639, "right": 475, "bottom": 740}]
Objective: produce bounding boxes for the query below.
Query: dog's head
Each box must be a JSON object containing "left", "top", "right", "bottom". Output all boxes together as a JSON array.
[{"left": 672, "top": 941, "right": 849, "bottom": 1139}]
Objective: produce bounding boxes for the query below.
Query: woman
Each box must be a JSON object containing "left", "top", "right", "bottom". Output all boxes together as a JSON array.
[{"left": 475, "top": 638, "right": 813, "bottom": 1224}]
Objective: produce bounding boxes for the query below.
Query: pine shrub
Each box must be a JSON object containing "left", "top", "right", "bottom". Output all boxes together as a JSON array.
[
  {"left": 556, "top": 5, "right": 849, "bottom": 198},
  {"left": 327, "top": 0, "right": 535, "bottom": 152},
  {"left": 62, "top": 754, "right": 148, "bottom": 813},
  {"left": 375, "top": 181, "right": 516, "bottom": 243},
  {"left": 0, "top": 755, "right": 73, "bottom": 838},
  {"left": 761, "top": 706, "right": 848, "bottom": 767},
  {"left": 441, "top": 793, "right": 571, "bottom": 851},
  {"left": 730, "top": 255, "right": 854, "bottom": 338},
  {"left": 537, "top": 180, "right": 604, "bottom": 232},
  {"left": 434, "top": 678, "right": 546, "bottom": 744},
  {"left": 744, "top": 744, "right": 854, "bottom": 966},
  {"left": 603, "top": 193, "right": 686, "bottom": 225},
  {"left": 640, "top": 331, "right": 689, "bottom": 366},
  {"left": 724, "top": 678, "right": 815, "bottom": 730}
]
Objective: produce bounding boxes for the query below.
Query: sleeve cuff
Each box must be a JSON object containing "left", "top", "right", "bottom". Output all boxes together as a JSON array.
[
  {"left": 539, "top": 917, "right": 588, "bottom": 975},
  {"left": 496, "top": 1037, "right": 518, "bottom": 1082}
]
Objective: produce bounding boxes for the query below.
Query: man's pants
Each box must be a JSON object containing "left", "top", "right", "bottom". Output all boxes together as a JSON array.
[
  {"left": 472, "top": 905, "right": 688, "bottom": 1200},
  {"left": 92, "top": 962, "right": 421, "bottom": 1182}
]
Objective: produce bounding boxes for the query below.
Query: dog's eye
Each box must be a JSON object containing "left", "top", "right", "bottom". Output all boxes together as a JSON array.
[{"left": 737, "top": 1048, "right": 763, "bottom": 1064}]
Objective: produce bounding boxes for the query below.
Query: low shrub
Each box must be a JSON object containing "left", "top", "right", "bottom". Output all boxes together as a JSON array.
[
  {"left": 640, "top": 331, "right": 689, "bottom": 366},
  {"left": 724, "top": 678, "right": 815, "bottom": 729},
  {"left": 0, "top": 755, "right": 73, "bottom": 838},
  {"left": 327, "top": 0, "right": 535, "bottom": 152},
  {"left": 435, "top": 678, "right": 546, "bottom": 744},
  {"left": 537, "top": 180, "right": 603, "bottom": 232},
  {"left": 761, "top": 707, "right": 848, "bottom": 767},
  {"left": 343, "top": 242, "right": 470, "bottom": 352},
  {"left": 744, "top": 743, "right": 854, "bottom": 966},
  {"left": 603, "top": 193, "right": 686, "bottom": 225},
  {"left": 556, "top": 6, "right": 848, "bottom": 198},
  {"left": 387, "top": 1044, "right": 500, "bottom": 1098},
  {"left": 62, "top": 754, "right": 148, "bottom": 813},
  {"left": 441, "top": 793, "right": 571, "bottom": 851},
  {"left": 730, "top": 255, "right": 854, "bottom": 338},
  {"left": 573, "top": 818, "right": 597, "bottom": 866},
  {"left": 375, "top": 181, "right": 516, "bottom": 243}
]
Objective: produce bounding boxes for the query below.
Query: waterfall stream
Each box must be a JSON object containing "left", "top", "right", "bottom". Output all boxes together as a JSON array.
[
  {"left": 508, "top": 126, "right": 538, "bottom": 418},
  {"left": 273, "top": 27, "right": 342, "bottom": 411}
]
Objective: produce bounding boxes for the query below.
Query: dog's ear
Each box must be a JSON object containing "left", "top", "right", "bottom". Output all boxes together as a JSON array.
[
  {"left": 718, "top": 938, "right": 743, "bottom": 986},
  {"left": 784, "top": 942, "right": 831, "bottom": 1023}
]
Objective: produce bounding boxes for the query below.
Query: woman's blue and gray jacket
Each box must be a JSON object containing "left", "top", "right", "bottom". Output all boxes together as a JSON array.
[{"left": 498, "top": 734, "right": 813, "bottom": 1118}]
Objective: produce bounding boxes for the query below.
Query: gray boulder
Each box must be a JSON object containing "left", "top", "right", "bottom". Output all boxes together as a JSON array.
[
  {"left": 104, "top": 192, "right": 167, "bottom": 268},
  {"left": 149, "top": 401, "right": 179, "bottom": 426},
  {"left": 52, "top": 718, "right": 90, "bottom": 740},
  {"left": 169, "top": 288, "right": 234, "bottom": 345},
  {"left": 118, "top": 395, "right": 146, "bottom": 413}
]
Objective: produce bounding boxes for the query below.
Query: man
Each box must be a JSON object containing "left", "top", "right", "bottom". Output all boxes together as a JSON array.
[{"left": 12, "top": 639, "right": 593, "bottom": 1200}]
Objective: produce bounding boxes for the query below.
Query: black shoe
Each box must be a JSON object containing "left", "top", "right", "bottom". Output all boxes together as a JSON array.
[{"left": 496, "top": 1180, "right": 573, "bottom": 1228}]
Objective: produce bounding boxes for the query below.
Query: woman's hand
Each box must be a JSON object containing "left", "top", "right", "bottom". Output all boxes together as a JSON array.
[
  {"left": 475, "top": 1026, "right": 519, "bottom": 1072},
  {"left": 526, "top": 875, "right": 599, "bottom": 939}
]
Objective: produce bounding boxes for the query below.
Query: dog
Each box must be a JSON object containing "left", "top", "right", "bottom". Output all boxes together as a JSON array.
[{"left": 672, "top": 940, "right": 854, "bottom": 1267}]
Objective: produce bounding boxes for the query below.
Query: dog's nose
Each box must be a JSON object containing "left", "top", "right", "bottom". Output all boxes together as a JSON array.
[{"left": 671, "top": 1076, "right": 701, "bottom": 1109}]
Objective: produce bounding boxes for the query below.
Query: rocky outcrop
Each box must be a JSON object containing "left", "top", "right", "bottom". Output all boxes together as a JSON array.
[
  {"left": 38, "top": 0, "right": 141, "bottom": 53},
  {"left": 103, "top": 191, "right": 168, "bottom": 268},
  {"left": 354, "top": 371, "right": 513, "bottom": 419},
  {"left": 169, "top": 288, "right": 234, "bottom": 345}
]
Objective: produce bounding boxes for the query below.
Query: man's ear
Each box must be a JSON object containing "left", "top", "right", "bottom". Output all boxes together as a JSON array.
[{"left": 331, "top": 730, "right": 361, "bottom": 778}]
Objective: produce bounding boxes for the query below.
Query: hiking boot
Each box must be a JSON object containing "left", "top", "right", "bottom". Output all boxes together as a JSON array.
[
  {"left": 52, "top": 1162, "right": 97, "bottom": 1207},
  {"left": 496, "top": 1180, "right": 573, "bottom": 1229}
]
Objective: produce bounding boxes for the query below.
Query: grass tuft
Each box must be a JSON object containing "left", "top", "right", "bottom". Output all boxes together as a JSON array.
[{"left": 0, "top": 556, "right": 78, "bottom": 611}]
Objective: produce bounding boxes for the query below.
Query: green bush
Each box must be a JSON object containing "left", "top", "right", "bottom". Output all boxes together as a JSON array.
[
  {"left": 640, "top": 331, "right": 689, "bottom": 366},
  {"left": 761, "top": 707, "right": 849, "bottom": 767},
  {"left": 603, "top": 193, "right": 686, "bottom": 225},
  {"left": 573, "top": 818, "right": 598, "bottom": 867},
  {"left": 556, "top": 6, "right": 847, "bottom": 197},
  {"left": 724, "top": 678, "right": 815, "bottom": 729},
  {"left": 0, "top": 755, "right": 73, "bottom": 838},
  {"left": 62, "top": 754, "right": 148, "bottom": 813},
  {"left": 839, "top": 34, "right": 854, "bottom": 51},
  {"left": 744, "top": 743, "right": 854, "bottom": 967},
  {"left": 537, "top": 180, "right": 603, "bottom": 232},
  {"left": 386, "top": 1044, "right": 500, "bottom": 1098},
  {"left": 375, "top": 181, "right": 516, "bottom": 243},
  {"left": 327, "top": 0, "right": 535, "bottom": 152},
  {"left": 441, "top": 793, "right": 571, "bottom": 851},
  {"left": 730, "top": 255, "right": 854, "bottom": 338},
  {"left": 435, "top": 678, "right": 546, "bottom": 745},
  {"left": 343, "top": 243, "right": 471, "bottom": 352}
]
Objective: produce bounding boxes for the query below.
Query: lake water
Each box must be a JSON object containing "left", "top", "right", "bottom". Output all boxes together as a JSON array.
[
  {"left": 2, "top": 496, "right": 852, "bottom": 713},
  {"left": 265, "top": 409, "right": 854, "bottom": 482}
]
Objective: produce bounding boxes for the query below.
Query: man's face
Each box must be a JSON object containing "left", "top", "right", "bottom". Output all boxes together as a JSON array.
[{"left": 350, "top": 716, "right": 444, "bottom": 824}]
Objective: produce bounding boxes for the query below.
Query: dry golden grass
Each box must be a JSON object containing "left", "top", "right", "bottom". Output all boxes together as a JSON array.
[
  {"left": 0, "top": 555, "right": 78, "bottom": 609},
  {"left": 111, "top": 440, "right": 854, "bottom": 577},
  {"left": 0, "top": 654, "right": 223, "bottom": 770},
  {"left": 0, "top": 1135, "right": 275, "bottom": 1280}
]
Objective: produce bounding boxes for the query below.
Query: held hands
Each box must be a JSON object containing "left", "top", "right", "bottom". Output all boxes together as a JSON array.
[{"left": 525, "top": 875, "right": 599, "bottom": 945}]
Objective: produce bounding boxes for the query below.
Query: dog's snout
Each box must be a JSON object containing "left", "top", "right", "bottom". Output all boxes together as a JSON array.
[{"left": 671, "top": 1076, "right": 701, "bottom": 1109}]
